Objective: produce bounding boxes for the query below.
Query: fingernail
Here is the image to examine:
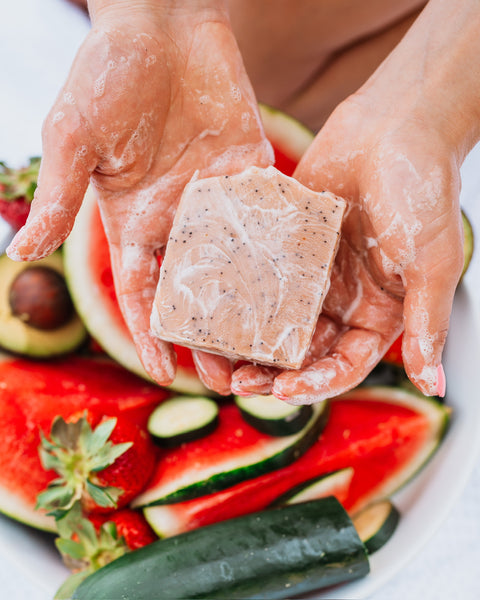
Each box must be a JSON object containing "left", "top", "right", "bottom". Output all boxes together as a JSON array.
[
  {"left": 271, "top": 388, "right": 289, "bottom": 402},
  {"left": 436, "top": 364, "right": 446, "bottom": 398},
  {"left": 231, "top": 390, "right": 252, "bottom": 397}
]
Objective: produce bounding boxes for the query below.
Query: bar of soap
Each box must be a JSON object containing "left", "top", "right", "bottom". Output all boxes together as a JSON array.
[{"left": 151, "top": 166, "right": 346, "bottom": 369}]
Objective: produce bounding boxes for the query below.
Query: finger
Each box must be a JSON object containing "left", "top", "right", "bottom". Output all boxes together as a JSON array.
[
  {"left": 110, "top": 241, "right": 176, "bottom": 386},
  {"left": 230, "top": 316, "right": 342, "bottom": 397},
  {"left": 401, "top": 237, "right": 464, "bottom": 397},
  {"left": 7, "top": 104, "right": 97, "bottom": 261},
  {"left": 191, "top": 350, "right": 233, "bottom": 396},
  {"left": 231, "top": 365, "right": 280, "bottom": 397},
  {"left": 300, "top": 315, "right": 345, "bottom": 367},
  {"left": 272, "top": 328, "right": 389, "bottom": 405}
]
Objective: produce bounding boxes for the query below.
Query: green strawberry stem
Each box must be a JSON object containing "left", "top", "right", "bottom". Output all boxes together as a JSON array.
[
  {"left": 53, "top": 502, "right": 129, "bottom": 600},
  {"left": 0, "top": 156, "right": 40, "bottom": 202},
  {"left": 37, "top": 415, "right": 132, "bottom": 516}
]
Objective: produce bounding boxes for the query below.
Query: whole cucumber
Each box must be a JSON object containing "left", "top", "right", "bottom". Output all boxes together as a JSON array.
[{"left": 72, "top": 497, "right": 369, "bottom": 600}]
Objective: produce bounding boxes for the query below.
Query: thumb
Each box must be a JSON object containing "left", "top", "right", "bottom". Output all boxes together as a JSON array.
[
  {"left": 7, "top": 104, "right": 97, "bottom": 261},
  {"left": 401, "top": 229, "right": 464, "bottom": 397}
]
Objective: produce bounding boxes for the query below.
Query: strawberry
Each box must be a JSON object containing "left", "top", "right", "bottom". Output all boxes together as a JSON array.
[
  {"left": 52, "top": 503, "right": 157, "bottom": 598},
  {"left": 37, "top": 413, "right": 157, "bottom": 516},
  {"left": 89, "top": 508, "right": 157, "bottom": 550},
  {"left": 0, "top": 157, "right": 40, "bottom": 230},
  {"left": 53, "top": 501, "right": 130, "bottom": 599}
]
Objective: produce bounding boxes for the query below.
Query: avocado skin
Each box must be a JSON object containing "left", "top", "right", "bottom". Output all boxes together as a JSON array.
[{"left": 0, "top": 251, "right": 87, "bottom": 358}]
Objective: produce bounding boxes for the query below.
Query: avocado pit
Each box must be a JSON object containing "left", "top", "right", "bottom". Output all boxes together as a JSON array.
[
  {"left": 9, "top": 265, "right": 74, "bottom": 330},
  {"left": 0, "top": 251, "right": 87, "bottom": 357}
]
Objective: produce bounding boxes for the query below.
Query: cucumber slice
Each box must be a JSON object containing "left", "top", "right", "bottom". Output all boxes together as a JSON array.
[
  {"left": 148, "top": 396, "right": 219, "bottom": 447},
  {"left": 353, "top": 499, "right": 400, "bottom": 554},
  {"left": 234, "top": 394, "right": 314, "bottom": 436}
]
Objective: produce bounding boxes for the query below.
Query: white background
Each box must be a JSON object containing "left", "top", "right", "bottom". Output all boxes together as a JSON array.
[{"left": 1, "top": 1, "right": 479, "bottom": 598}]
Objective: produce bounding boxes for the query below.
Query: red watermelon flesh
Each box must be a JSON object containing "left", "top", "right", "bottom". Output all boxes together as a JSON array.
[
  {"left": 0, "top": 355, "right": 168, "bottom": 513},
  {"left": 142, "top": 388, "right": 448, "bottom": 537},
  {"left": 383, "top": 333, "right": 404, "bottom": 367}
]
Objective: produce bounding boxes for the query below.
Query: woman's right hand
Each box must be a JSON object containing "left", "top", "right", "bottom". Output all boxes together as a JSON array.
[{"left": 7, "top": 0, "right": 273, "bottom": 391}]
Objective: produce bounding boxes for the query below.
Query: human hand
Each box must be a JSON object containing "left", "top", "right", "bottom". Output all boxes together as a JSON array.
[
  {"left": 228, "top": 0, "right": 480, "bottom": 403},
  {"left": 7, "top": 1, "right": 273, "bottom": 389},
  {"left": 231, "top": 92, "right": 465, "bottom": 403}
]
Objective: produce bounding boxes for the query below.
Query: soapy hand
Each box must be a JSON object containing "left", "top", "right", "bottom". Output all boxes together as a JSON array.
[
  {"left": 225, "top": 0, "right": 480, "bottom": 403},
  {"left": 6, "top": 4, "right": 273, "bottom": 388},
  {"left": 231, "top": 93, "right": 465, "bottom": 402}
]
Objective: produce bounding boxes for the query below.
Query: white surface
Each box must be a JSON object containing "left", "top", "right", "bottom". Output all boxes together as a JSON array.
[{"left": 1, "top": 1, "right": 480, "bottom": 599}]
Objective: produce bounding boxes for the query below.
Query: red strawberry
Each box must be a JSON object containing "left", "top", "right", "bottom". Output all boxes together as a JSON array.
[
  {"left": 52, "top": 503, "right": 157, "bottom": 598},
  {"left": 89, "top": 509, "right": 157, "bottom": 550},
  {"left": 37, "top": 413, "right": 158, "bottom": 516},
  {"left": 90, "top": 414, "right": 158, "bottom": 513},
  {"left": 0, "top": 157, "right": 40, "bottom": 230}
]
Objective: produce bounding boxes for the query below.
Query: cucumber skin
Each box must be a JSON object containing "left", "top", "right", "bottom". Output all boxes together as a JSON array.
[
  {"left": 72, "top": 497, "right": 369, "bottom": 600},
  {"left": 362, "top": 503, "right": 401, "bottom": 555},
  {"left": 237, "top": 401, "right": 314, "bottom": 437},
  {"left": 143, "top": 401, "right": 331, "bottom": 506},
  {"left": 150, "top": 415, "right": 219, "bottom": 448}
]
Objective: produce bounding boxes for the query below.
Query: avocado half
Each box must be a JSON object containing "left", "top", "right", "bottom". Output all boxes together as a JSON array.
[{"left": 0, "top": 251, "right": 87, "bottom": 357}]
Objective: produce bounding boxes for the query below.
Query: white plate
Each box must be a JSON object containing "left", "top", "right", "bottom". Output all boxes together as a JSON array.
[
  {"left": 0, "top": 220, "right": 479, "bottom": 600},
  {"left": 1, "top": 1, "right": 480, "bottom": 596}
]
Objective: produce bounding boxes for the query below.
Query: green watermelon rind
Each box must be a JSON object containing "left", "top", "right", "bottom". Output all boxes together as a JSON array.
[{"left": 132, "top": 400, "right": 330, "bottom": 508}]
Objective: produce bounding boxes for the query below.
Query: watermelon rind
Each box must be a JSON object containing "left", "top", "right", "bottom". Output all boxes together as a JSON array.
[
  {"left": 259, "top": 104, "right": 314, "bottom": 160},
  {"left": 0, "top": 487, "right": 55, "bottom": 532},
  {"left": 144, "top": 466, "right": 354, "bottom": 539}
]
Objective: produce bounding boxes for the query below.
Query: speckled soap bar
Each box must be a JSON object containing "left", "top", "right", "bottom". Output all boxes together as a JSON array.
[{"left": 151, "top": 166, "right": 346, "bottom": 369}]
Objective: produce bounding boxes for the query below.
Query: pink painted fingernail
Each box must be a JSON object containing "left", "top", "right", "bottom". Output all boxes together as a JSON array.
[
  {"left": 272, "top": 389, "right": 289, "bottom": 402},
  {"left": 436, "top": 364, "right": 446, "bottom": 398}
]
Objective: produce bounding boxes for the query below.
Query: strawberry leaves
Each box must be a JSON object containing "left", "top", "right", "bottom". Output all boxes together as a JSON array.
[
  {"left": 35, "top": 412, "right": 156, "bottom": 598},
  {"left": 0, "top": 157, "right": 40, "bottom": 229},
  {"left": 0, "top": 157, "right": 40, "bottom": 202},
  {"left": 37, "top": 415, "right": 132, "bottom": 517},
  {"left": 53, "top": 501, "right": 129, "bottom": 600}
]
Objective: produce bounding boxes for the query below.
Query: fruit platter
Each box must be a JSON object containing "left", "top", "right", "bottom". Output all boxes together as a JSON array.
[{"left": 0, "top": 102, "right": 479, "bottom": 599}]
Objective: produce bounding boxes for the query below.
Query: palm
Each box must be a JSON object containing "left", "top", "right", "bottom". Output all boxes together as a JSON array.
[
  {"left": 9, "top": 16, "right": 272, "bottom": 386},
  {"left": 232, "top": 97, "right": 464, "bottom": 402}
]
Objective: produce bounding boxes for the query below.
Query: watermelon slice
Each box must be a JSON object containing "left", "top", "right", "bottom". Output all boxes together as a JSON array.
[
  {"left": 142, "top": 386, "right": 449, "bottom": 537},
  {"left": 133, "top": 399, "right": 329, "bottom": 507},
  {"left": 0, "top": 353, "right": 168, "bottom": 531},
  {"left": 62, "top": 104, "right": 314, "bottom": 395}
]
